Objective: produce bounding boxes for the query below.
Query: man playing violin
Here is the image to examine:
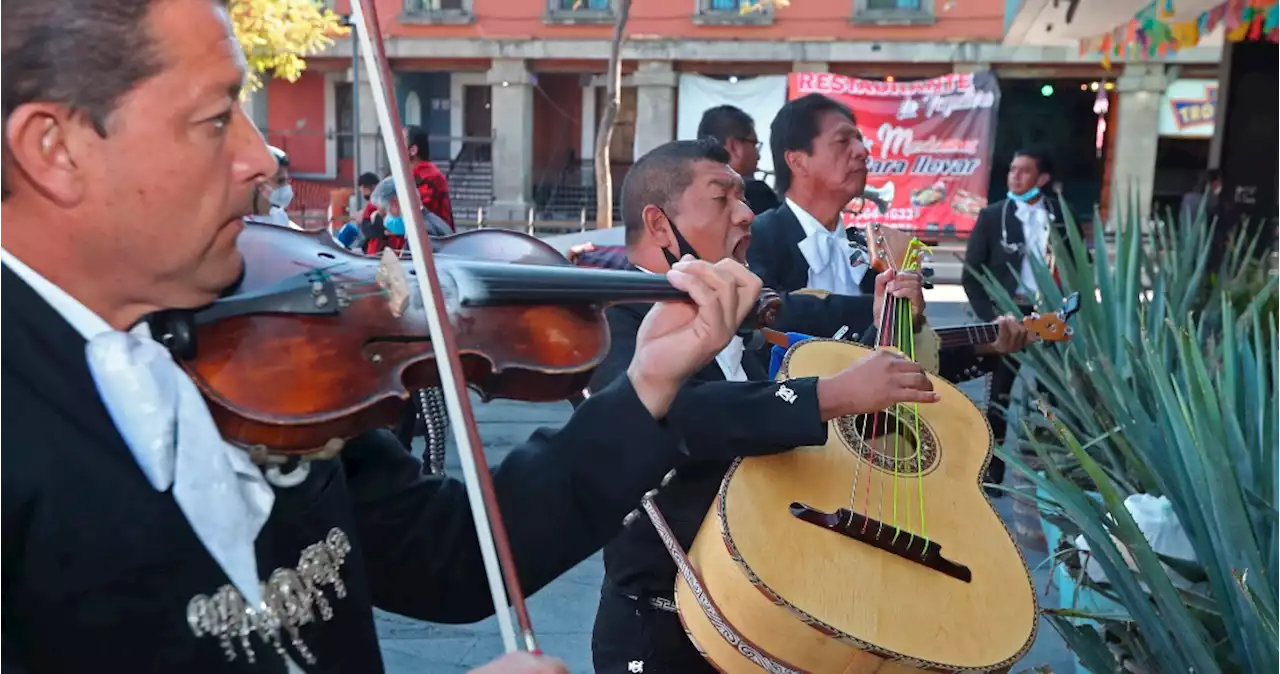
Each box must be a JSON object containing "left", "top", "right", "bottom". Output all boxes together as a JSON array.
[
  {"left": 1, "top": 1, "right": 764, "bottom": 673},
  {"left": 586, "top": 138, "right": 1035, "bottom": 674}
]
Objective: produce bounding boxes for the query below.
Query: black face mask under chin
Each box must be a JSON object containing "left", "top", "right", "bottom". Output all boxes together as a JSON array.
[{"left": 659, "top": 207, "right": 701, "bottom": 268}]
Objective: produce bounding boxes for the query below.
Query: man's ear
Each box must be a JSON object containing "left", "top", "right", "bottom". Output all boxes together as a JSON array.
[
  {"left": 784, "top": 149, "right": 807, "bottom": 180},
  {"left": 642, "top": 204, "right": 673, "bottom": 248},
  {"left": 1036, "top": 173, "right": 1051, "bottom": 189},
  {"left": 4, "top": 104, "right": 86, "bottom": 205}
]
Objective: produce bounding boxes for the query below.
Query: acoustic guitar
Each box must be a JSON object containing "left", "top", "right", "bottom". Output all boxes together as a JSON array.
[{"left": 659, "top": 224, "right": 1071, "bottom": 673}]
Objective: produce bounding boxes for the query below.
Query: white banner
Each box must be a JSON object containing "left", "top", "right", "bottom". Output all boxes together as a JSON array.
[
  {"left": 1158, "top": 78, "right": 1218, "bottom": 139},
  {"left": 676, "top": 73, "right": 788, "bottom": 180}
]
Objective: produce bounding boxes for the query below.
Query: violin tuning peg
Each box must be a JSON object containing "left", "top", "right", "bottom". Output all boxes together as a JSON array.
[
  {"left": 622, "top": 510, "right": 641, "bottom": 527},
  {"left": 643, "top": 488, "right": 660, "bottom": 501},
  {"left": 660, "top": 469, "right": 678, "bottom": 487}
]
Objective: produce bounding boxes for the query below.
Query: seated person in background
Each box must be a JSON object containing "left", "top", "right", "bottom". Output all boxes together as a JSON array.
[
  {"left": 244, "top": 145, "right": 300, "bottom": 230},
  {"left": 362, "top": 176, "right": 452, "bottom": 255},
  {"left": 334, "top": 172, "right": 383, "bottom": 250}
]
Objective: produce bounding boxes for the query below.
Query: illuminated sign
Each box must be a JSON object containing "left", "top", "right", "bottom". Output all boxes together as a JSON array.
[{"left": 1158, "top": 79, "right": 1217, "bottom": 138}]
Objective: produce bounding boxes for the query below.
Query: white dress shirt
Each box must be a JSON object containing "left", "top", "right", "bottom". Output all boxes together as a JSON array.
[
  {"left": 788, "top": 198, "right": 867, "bottom": 296},
  {"left": 635, "top": 264, "right": 747, "bottom": 381},
  {"left": 1014, "top": 199, "right": 1051, "bottom": 296},
  {"left": 1, "top": 251, "right": 276, "bottom": 609}
]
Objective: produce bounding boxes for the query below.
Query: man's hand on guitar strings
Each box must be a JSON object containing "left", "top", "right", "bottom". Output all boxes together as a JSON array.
[{"left": 816, "top": 349, "right": 941, "bottom": 421}]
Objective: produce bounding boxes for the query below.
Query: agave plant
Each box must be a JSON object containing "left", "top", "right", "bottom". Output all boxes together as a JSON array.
[{"left": 969, "top": 193, "right": 1278, "bottom": 673}]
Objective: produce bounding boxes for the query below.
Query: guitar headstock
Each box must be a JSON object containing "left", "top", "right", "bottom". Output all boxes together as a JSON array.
[
  {"left": 1022, "top": 292, "right": 1081, "bottom": 343},
  {"left": 863, "top": 222, "right": 932, "bottom": 275}
]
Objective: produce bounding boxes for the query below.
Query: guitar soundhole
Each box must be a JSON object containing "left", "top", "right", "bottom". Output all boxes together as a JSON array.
[{"left": 835, "top": 407, "right": 939, "bottom": 476}]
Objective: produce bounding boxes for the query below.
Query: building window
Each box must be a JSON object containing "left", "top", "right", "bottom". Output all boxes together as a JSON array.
[
  {"left": 694, "top": 0, "right": 773, "bottom": 25},
  {"left": 544, "top": 0, "right": 615, "bottom": 25},
  {"left": 336, "top": 82, "right": 354, "bottom": 161},
  {"left": 852, "top": 0, "right": 934, "bottom": 24},
  {"left": 401, "top": 0, "right": 474, "bottom": 25}
]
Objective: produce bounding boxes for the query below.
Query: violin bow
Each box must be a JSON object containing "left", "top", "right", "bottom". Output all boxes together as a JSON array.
[{"left": 349, "top": 0, "right": 534, "bottom": 655}]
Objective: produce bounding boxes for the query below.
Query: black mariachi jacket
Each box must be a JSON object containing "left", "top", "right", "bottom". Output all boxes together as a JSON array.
[
  {"left": 1, "top": 265, "right": 691, "bottom": 673},
  {"left": 588, "top": 302, "right": 830, "bottom": 596},
  {"left": 961, "top": 195, "right": 1080, "bottom": 322}
]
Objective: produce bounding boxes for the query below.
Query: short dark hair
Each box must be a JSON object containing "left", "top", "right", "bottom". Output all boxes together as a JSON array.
[
  {"left": 621, "top": 138, "right": 731, "bottom": 246},
  {"left": 358, "top": 172, "right": 381, "bottom": 189},
  {"left": 2, "top": 0, "right": 205, "bottom": 198},
  {"left": 769, "top": 94, "right": 855, "bottom": 196},
  {"left": 1013, "top": 147, "right": 1054, "bottom": 178},
  {"left": 405, "top": 125, "right": 431, "bottom": 159},
  {"left": 697, "top": 105, "right": 756, "bottom": 145}
]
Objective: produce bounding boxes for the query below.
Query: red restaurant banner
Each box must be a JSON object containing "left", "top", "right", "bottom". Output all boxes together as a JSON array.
[{"left": 788, "top": 71, "right": 1000, "bottom": 238}]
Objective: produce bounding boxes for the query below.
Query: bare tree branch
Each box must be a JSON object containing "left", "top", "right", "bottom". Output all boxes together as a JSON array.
[{"left": 593, "top": 0, "right": 633, "bottom": 229}]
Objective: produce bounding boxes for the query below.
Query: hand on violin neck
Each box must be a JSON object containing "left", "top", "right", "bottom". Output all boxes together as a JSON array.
[
  {"left": 627, "top": 257, "right": 763, "bottom": 418},
  {"left": 872, "top": 269, "right": 926, "bottom": 332},
  {"left": 816, "top": 349, "right": 940, "bottom": 421}
]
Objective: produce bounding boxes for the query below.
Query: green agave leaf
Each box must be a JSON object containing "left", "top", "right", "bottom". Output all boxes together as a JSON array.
[
  {"left": 1046, "top": 613, "right": 1118, "bottom": 674},
  {"left": 1000, "top": 443, "right": 1193, "bottom": 671},
  {"left": 1057, "top": 417, "right": 1223, "bottom": 673},
  {"left": 1234, "top": 569, "right": 1279, "bottom": 645}
]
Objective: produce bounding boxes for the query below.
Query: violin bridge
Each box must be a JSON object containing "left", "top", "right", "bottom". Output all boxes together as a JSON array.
[{"left": 376, "top": 248, "right": 411, "bottom": 317}]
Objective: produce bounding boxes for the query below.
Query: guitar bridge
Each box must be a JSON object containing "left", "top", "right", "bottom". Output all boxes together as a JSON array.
[{"left": 790, "top": 502, "right": 971, "bottom": 583}]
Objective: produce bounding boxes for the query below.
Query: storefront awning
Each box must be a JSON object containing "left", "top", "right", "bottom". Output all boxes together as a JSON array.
[
  {"left": 1004, "top": 0, "right": 1225, "bottom": 48},
  {"left": 1008, "top": 0, "right": 1277, "bottom": 66}
]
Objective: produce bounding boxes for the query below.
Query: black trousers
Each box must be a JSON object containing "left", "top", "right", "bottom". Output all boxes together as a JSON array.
[
  {"left": 983, "top": 302, "right": 1038, "bottom": 485},
  {"left": 591, "top": 590, "right": 717, "bottom": 674}
]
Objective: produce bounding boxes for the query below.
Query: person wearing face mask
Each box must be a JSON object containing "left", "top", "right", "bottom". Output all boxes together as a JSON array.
[
  {"left": 362, "top": 175, "right": 452, "bottom": 255},
  {"left": 245, "top": 145, "right": 300, "bottom": 230},
  {"left": 585, "top": 139, "right": 1034, "bottom": 674},
  {"left": 962, "top": 147, "right": 1080, "bottom": 491}
]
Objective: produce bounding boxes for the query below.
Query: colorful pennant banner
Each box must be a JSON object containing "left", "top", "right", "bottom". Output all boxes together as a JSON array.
[{"left": 1079, "top": 0, "right": 1279, "bottom": 68}]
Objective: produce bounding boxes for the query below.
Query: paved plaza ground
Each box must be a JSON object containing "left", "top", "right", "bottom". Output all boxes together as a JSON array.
[{"left": 379, "top": 286, "right": 1077, "bottom": 673}]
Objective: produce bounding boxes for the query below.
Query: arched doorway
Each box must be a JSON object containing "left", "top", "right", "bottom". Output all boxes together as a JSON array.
[{"left": 404, "top": 91, "right": 423, "bottom": 127}]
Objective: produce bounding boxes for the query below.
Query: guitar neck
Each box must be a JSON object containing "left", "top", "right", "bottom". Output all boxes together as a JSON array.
[{"left": 933, "top": 322, "right": 1001, "bottom": 349}]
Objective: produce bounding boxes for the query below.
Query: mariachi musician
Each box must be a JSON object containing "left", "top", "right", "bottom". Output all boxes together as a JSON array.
[
  {"left": 584, "top": 137, "right": 1036, "bottom": 674},
  {"left": 0, "top": 1, "right": 761, "bottom": 672},
  {"left": 962, "top": 147, "right": 1081, "bottom": 490},
  {"left": 747, "top": 94, "right": 1010, "bottom": 381}
]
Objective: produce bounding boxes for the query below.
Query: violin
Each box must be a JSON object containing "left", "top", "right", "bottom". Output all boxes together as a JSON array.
[{"left": 151, "top": 223, "right": 781, "bottom": 462}]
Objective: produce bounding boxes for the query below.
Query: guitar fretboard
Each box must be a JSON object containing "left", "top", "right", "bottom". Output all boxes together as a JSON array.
[{"left": 934, "top": 322, "right": 1000, "bottom": 349}]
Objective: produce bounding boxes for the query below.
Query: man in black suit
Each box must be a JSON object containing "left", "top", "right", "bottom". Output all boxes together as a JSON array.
[
  {"left": 0, "top": 2, "right": 761, "bottom": 672},
  {"left": 747, "top": 94, "right": 880, "bottom": 299},
  {"left": 747, "top": 94, "right": 1025, "bottom": 382},
  {"left": 696, "top": 104, "right": 780, "bottom": 215},
  {"left": 587, "top": 139, "right": 1031, "bottom": 674},
  {"left": 962, "top": 147, "right": 1077, "bottom": 490}
]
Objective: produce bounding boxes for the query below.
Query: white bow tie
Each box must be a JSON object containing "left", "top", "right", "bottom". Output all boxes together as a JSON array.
[
  {"left": 86, "top": 331, "right": 274, "bottom": 605},
  {"left": 797, "top": 226, "right": 867, "bottom": 295},
  {"left": 802, "top": 227, "right": 849, "bottom": 270},
  {"left": 1014, "top": 199, "right": 1044, "bottom": 222}
]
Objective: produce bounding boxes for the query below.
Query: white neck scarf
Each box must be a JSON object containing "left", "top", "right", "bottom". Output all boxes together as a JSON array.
[
  {"left": 788, "top": 198, "right": 867, "bottom": 296},
  {"left": 85, "top": 331, "right": 275, "bottom": 605}
]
